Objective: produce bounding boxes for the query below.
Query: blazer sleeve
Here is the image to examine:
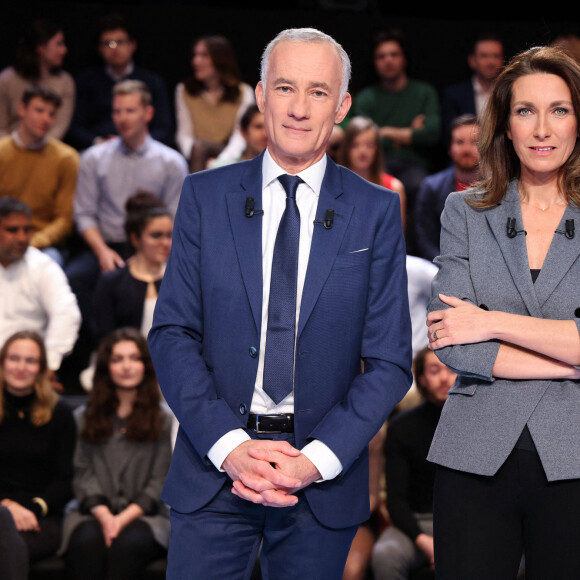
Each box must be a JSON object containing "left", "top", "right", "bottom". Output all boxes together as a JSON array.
[
  {"left": 130, "top": 411, "right": 173, "bottom": 514},
  {"left": 428, "top": 192, "right": 501, "bottom": 380},
  {"left": 306, "top": 189, "right": 413, "bottom": 474},
  {"left": 148, "top": 176, "right": 248, "bottom": 459}
]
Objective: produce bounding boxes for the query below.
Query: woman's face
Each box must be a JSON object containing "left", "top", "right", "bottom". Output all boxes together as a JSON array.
[
  {"left": 507, "top": 73, "right": 578, "bottom": 182},
  {"left": 348, "top": 128, "right": 378, "bottom": 173},
  {"left": 109, "top": 340, "right": 145, "bottom": 390},
  {"left": 37, "top": 30, "right": 68, "bottom": 69},
  {"left": 192, "top": 41, "right": 217, "bottom": 83},
  {"left": 132, "top": 215, "right": 173, "bottom": 265},
  {"left": 3, "top": 339, "right": 41, "bottom": 396}
]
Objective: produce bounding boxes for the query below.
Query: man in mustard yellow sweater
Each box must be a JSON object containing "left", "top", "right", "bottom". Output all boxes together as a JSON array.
[{"left": 0, "top": 85, "right": 79, "bottom": 265}]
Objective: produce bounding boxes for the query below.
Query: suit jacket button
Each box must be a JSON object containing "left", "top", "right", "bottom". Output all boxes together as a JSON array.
[
  {"left": 239, "top": 404, "right": 247, "bottom": 415},
  {"left": 249, "top": 346, "right": 257, "bottom": 358},
  {"left": 479, "top": 304, "right": 489, "bottom": 311}
]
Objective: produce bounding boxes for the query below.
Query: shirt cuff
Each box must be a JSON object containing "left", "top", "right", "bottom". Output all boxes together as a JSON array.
[
  {"left": 301, "top": 440, "right": 343, "bottom": 481},
  {"left": 207, "top": 428, "right": 251, "bottom": 471}
]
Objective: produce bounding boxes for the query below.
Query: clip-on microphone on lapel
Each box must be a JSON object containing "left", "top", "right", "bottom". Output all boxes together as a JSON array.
[
  {"left": 506, "top": 217, "right": 526, "bottom": 238},
  {"left": 314, "top": 209, "right": 335, "bottom": 230},
  {"left": 555, "top": 219, "right": 575, "bottom": 239},
  {"left": 244, "top": 197, "right": 264, "bottom": 218}
]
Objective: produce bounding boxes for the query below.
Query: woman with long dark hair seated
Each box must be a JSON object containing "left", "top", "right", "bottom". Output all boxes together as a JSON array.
[
  {"left": 0, "top": 18, "right": 74, "bottom": 140},
  {"left": 174, "top": 34, "right": 255, "bottom": 172},
  {"left": 60, "top": 327, "right": 172, "bottom": 579},
  {"left": 0, "top": 330, "right": 75, "bottom": 579}
]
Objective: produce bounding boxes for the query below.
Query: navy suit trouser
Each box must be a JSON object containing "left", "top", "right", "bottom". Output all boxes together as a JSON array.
[{"left": 166, "top": 432, "right": 358, "bottom": 580}]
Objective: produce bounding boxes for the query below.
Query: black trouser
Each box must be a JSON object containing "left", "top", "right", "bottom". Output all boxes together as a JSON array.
[
  {"left": 0, "top": 506, "right": 62, "bottom": 580},
  {"left": 433, "top": 447, "right": 580, "bottom": 580},
  {"left": 64, "top": 518, "right": 164, "bottom": 580}
]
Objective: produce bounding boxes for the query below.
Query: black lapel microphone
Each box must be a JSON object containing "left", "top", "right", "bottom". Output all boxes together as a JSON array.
[
  {"left": 314, "top": 209, "right": 334, "bottom": 230},
  {"left": 506, "top": 217, "right": 526, "bottom": 238},
  {"left": 244, "top": 197, "right": 263, "bottom": 218},
  {"left": 555, "top": 219, "right": 575, "bottom": 239}
]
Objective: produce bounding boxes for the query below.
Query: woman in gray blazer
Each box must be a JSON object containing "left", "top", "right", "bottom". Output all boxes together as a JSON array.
[
  {"left": 61, "top": 327, "right": 172, "bottom": 579},
  {"left": 426, "top": 45, "right": 580, "bottom": 579}
]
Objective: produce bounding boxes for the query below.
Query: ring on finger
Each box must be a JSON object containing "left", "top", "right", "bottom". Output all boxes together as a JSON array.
[{"left": 433, "top": 330, "right": 438, "bottom": 341}]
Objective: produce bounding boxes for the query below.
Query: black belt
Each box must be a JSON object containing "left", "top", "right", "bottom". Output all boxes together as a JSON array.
[{"left": 247, "top": 413, "right": 294, "bottom": 433}]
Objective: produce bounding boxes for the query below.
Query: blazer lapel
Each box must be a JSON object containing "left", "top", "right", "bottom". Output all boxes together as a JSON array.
[
  {"left": 533, "top": 202, "right": 580, "bottom": 308},
  {"left": 226, "top": 155, "right": 264, "bottom": 333},
  {"left": 298, "top": 160, "right": 353, "bottom": 338},
  {"left": 484, "top": 182, "right": 542, "bottom": 317}
]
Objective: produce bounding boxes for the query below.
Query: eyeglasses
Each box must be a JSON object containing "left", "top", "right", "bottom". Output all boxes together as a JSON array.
[{"left": 100, "top": 38, "right": 131, "bottom": 49}]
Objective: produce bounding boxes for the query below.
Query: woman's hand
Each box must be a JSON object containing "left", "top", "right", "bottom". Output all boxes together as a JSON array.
[
  {"left": 427, "top": 294, "right": 493, "bottom": 349},
  {"left": 1, "top": 499, "right": 40, "bottom": 532},
  {"left": 92, "top": 505, "right": 121, "bottom": 547}
]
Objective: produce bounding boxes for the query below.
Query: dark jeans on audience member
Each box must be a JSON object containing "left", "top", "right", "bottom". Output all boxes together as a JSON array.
[
  {"left": 0, "top": 506, "right": 63, "bottom": 580},
  {"left": 434, "top": 447, "right": 580, "bottom": 580},
  {"left": 64, "top": 518, "right": 164, "bottom": 580}
]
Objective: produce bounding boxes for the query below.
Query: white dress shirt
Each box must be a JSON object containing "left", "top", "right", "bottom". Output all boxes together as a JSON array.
[
  {"left": 207, "top": 149, "right": 343, "bottom": 480},
  {"left": 0, "top": 247, "right": 81, "bottom": 370}
]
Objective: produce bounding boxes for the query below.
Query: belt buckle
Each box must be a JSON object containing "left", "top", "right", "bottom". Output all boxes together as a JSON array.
[{"left": 255, "top": 414, "right": 281, "bottom": 434}]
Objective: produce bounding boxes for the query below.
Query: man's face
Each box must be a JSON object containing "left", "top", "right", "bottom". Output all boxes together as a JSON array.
[
  {"left": 0, "top": 213, "right": 31, "bottom": 267},
  {"left": 418, "top": 351, "right": 456, "bottom": 407},
  {"left": 468, "top": 40, "right": 504, "bottom": 83},
  {"left": 112, "top": 93, "right": 153, "bottom": 145},
  {"left": 98, "top": 28, "right": 136, "bottom": 70},
  {"left": 242, "top": 112, "right": 268, "bottom": 157},
  {"left": 17, "top": 97, "right": 57, "bottom": 142},
  {"left": 255, "top": 40, "right": 351, "bottom": 172},
  {"left": 449, "top": 123, "right": 480, "bottom": 172},
  {"left": 373, "top": 40, "right": 406, "bottom": 82}
]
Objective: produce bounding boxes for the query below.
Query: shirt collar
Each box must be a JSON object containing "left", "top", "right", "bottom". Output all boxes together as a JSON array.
[
  {"left": 118, "top": 133, "right": 153, "bottom": 156},
  {"left": 262, "top": 148, "right": 327, "bottom": 198},
  {"left": 11, "top": 129, "right": 47, "bottom": 151},
  {"left": 105, "top": 61, "right": 135, "bottom": 82}
]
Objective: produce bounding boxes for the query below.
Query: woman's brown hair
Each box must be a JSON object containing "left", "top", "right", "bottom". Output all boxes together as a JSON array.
[
  {"left": 339, "top": 116, "right": 384, "bottom": 185},
  {"left": 0, "top": 330, "right": 57, "bottom": 426},
  {"left": 81, "top": 327, "right": 162, "bottom": 444},
  {"left": 474, "top": 45, "right": 580, "bottom": 208},
  {"left": 183, "top": 35, "right": 242, "bottom": 103}
]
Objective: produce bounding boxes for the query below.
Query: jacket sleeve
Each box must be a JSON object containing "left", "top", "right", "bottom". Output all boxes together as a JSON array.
[{"left": 428, "top": 192, "right": 501, "bottom": 380}]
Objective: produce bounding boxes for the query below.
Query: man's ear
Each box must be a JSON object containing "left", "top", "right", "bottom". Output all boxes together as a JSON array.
[{"left": 255, "top": 82, "right": 266, "bottom": 112}]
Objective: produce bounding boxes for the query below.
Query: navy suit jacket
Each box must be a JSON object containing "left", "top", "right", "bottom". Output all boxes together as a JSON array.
[
  {"left": 442, "top": 79, "right": 476, "bottom": 144},
  {"left": 148, "top": 152, "right": 412, "bottom": 529},
  {"left": 414, "top": 165, "right": 456, "bottom": 262}
]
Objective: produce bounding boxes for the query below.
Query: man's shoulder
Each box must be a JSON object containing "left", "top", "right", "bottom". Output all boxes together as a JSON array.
[
  {"left": 337, "top": 163, "right": 399, "bottom": 204},
  {"left": 79, "top": 137, "right": 118, "bottom": 164},
  {"left": 444, "top": 78, "right": 474, "bottom": 97},
  {"left": 45, "top": 138, "right": 80, "bottom": 162},
  {"left": 0, "top": 135, "right": 14, "bottom": 151},
  {"left": 148, "top": 138, "right": 187, "bottom": 164},
  {"left": 131, "top": 65, "right": 167, "bottom": 88},
  {"left": 406, "top": 78, "right": 438, "bottom": 96},
  {"left": 422, "top": 165, "right": 456, "bottom": 187}
]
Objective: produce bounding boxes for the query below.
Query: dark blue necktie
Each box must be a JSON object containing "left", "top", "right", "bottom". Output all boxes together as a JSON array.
[{"left": 263, "top": 174, "right": 302, "bottom": 404}]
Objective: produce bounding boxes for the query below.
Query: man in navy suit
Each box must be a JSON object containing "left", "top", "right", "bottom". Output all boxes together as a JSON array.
[
  {"left": 148, "top": 27, "right": 412, "bottom": 580},
  {"left": 441, "top": 32, "right": 504, "bottom": 144}
]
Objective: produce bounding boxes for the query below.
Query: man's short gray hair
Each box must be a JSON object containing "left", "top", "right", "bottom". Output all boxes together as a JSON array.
[{"left": 260, "top": 28, "right": 351, "bottom": 106}]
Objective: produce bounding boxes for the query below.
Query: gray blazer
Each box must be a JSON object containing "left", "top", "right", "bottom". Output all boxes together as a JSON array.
[
  {"left": 427, "top": 180, "right": 580, "bottom": 482},
  {"left": 59, "top": 405, "right": 173, "bottom": 553}
]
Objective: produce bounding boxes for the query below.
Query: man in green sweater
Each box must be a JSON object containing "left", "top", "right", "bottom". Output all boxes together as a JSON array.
[
  {"left": 0, "top": 85, "right": 79, "bottom": 266},
  {"left": 353, "top": 29, "right": 441, "bottom": 252}
]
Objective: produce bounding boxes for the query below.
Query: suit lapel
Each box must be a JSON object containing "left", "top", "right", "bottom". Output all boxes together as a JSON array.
[
  {"left": 533, "top": 202, "right": 580, "bottom": 307},
  {"left": 484, "top": 182, "right": 542, "bottom": 317},
  {"left": 226, "top": 155, "right": 264, "bottom": 333},
  {"left": 298, "top": 160, "right": 353, "bottom": 338}
]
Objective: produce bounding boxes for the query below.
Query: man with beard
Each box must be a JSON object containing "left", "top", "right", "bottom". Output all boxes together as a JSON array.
[{"left": 414, "top": 114, "right": 480, "bottom": 262}]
